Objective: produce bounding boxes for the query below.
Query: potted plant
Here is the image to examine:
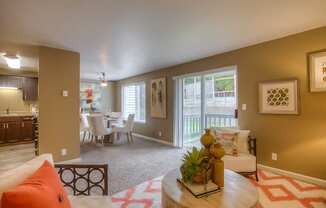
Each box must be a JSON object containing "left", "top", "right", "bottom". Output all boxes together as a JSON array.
[{"left": 180, "top": 147, "right": 211, "bottom": 184}]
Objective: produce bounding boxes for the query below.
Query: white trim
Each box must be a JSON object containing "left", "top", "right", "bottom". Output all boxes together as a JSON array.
[
  {"left": 133, "top": 133, "right": 175, "bottom": 147},
  {"left": 258, "top": 164, "right": 326, "bottom": 187},
  {"left": 172, "top": 65, "right": 236, "bottom": 80}
]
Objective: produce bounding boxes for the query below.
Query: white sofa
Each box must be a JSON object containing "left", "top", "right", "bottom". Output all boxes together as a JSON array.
[{"left": 0, "top": 154, "right": 112, "bottom": 208}]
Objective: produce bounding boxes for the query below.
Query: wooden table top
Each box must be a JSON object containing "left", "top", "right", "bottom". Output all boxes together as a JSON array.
[{"left": 162, "top": 169, "right": 258, "bottom": 208}]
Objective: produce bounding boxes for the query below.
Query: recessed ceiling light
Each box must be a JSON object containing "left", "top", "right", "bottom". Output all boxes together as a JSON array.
[{"left": 3, "top": 54, "right": 21, "bottom": 69}]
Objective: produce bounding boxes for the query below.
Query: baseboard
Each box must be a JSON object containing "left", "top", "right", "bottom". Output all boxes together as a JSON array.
[
  {"left": 132, "top": 133, "right": 175, "bottom": 147},
  {"left": 258, "top": 164, "right": 326, "bottom": 187}
]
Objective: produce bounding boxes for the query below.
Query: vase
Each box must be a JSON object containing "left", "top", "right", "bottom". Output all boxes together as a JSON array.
[
  {"left": 210, "top": 143, "right": 225, "bottom": 159},
  {"left": 200, "top": 129, "right": 215, "bottom": 148},
  {"left": 210, "top": 143, "right": 225, "bottom": 188},
  {"left": 213, "top": 159, "right": 224, "bottom": 187}
]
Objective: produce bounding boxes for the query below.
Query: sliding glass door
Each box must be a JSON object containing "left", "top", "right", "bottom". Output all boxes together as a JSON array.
[
  {"left": 204, "top": 71, "right": 237, "bottom": 129},
  {"left": 182, "top": 76, "right": 202, "bottom": 143},
  {"left": 174, "top": 67, "right": 237, "bottom": 147}
]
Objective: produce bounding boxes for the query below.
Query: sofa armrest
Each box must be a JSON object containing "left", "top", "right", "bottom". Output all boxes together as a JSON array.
[
  {"left": 55, "top": 164, "right": 108, "bottom": 196},
  {"left": 248, "top": 136, "right": 257, "bottom": 156}
]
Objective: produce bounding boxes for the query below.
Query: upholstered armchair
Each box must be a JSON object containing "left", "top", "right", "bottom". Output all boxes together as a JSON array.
[{"left": 210, "top": 128, "right": 258, "bottom": 181}]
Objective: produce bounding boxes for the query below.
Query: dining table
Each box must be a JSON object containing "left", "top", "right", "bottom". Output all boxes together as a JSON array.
[{"left": 104, "top": 116, "right": 120, "bottom": 128}]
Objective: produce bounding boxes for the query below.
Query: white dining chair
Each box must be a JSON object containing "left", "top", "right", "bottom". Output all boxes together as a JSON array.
[
  {"left": 112, "top": 114, "right": 135, "bottom": 143},
  {"left": 107, "top": 112, "right": 123, "bottom": 127},
  {"left": 87, "top": 114, "right": 113, "bottom": 144},
  {"left": 108, "top": 112, "right": 122, "bottom": 118},
  {"left": 80, "top": 114, "right": 90, "bottom": 143}
]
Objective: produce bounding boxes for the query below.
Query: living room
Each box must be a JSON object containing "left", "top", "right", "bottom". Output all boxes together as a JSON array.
[{"left": 0, "top": 1, "right": 325, "bottom": 208}]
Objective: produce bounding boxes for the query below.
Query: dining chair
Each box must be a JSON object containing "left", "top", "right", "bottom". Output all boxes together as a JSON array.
[
  {"left": 108, "top": 112, "right": 123, "bottom": 127},
  {"left": 107, "top": 112, "right": 122, "bottom": 118},
  {"left": 112, "top": 114, "right": 135, "bottom": 143},
  {"left": 80, "top": 114, "right": 90, "bottom": 143},
  {"left": 87, "top": 114, "right": 113, "bottom": 144}
]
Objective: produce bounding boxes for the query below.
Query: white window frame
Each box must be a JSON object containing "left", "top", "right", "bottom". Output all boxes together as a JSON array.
[{"left": 121, "top": 81, "right": 146, "bottom": 123}]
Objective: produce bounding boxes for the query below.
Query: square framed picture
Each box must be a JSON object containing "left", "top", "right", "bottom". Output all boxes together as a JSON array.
[
  {"left": 308, "top": 50, "right": 326, "bottom": 92},
  {"left": 258, "top": 79, "right": 299, "bottom": 115}
]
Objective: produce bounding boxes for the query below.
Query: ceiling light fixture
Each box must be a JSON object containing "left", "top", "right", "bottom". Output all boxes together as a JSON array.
[
  {"left": 100, "top": 72, "right": 108, "bottom": 87},
  {"left": 3, "top": 53, "right": 21, "bottom": 69}
]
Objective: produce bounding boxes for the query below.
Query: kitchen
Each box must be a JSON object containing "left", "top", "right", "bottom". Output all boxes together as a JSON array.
[{"left": 0, "top": 74, "right": 38, "bottom": 146}]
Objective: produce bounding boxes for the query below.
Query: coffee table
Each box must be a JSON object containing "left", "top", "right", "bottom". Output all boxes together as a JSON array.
[{"left": 162, "top": 169, "right": 258, "bottom": 208}]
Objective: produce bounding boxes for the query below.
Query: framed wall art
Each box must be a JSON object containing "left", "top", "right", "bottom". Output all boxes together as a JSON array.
[
  {"left": 308, "top": 50, "right": 326, "bottom": 92},
  {"left": 151, "top": 77, "right": 167, "bottom": 118},
  {"left": 258, "top": 79, "right": 299, "bottom": 115}
]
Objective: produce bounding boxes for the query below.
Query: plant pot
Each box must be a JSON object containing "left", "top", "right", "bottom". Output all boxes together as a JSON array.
[{"left": 192, "top": 172, "right": 204, "bottom": 184}]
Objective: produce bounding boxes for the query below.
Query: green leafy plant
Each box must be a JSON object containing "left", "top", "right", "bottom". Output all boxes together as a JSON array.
[{"left": 180, "top": 147, "right": 209, "bottom": 183}]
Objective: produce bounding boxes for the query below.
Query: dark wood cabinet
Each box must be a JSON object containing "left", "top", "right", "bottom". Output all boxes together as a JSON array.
[
  {"left": 0, "top": 75, "right": 38, "bottom": 101},
  {"left": 0, "top": 123, "right": 6, "bottom": 145},
  {"left": 0, "top": 75, "right": 23, "bottom": 88},
  {"left": 21, "top": 120, "right": 33, "bottom": 140},
  {"left": 0, "top": 116, "right": 34, "bottom": 146},
  {"left": 23, "top": 77, "right": 38, "bottom": 101},
  {"left": 6, "top": 121, "right": 22, "bottom": 143}
]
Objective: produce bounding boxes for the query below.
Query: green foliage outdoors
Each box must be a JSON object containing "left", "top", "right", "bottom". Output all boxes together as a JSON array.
[{"left": 184, "top": 76, "right": 234, "bottom": 91}]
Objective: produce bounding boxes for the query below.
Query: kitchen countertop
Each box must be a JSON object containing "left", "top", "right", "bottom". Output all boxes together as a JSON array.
[{"left": 0, "top": 113, "right": 36, "bottom": 117}]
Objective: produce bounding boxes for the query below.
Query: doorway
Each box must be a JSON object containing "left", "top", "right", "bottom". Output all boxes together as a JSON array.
[{"left": 174, "top": 66, "right": 238, "bottom": 147}]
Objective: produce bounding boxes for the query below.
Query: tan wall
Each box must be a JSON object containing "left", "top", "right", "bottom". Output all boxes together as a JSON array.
[
  {"left": 116, "top": 26, "right": 326, "bottom": 179},
  {"left": 38, "top": 46, "right": 80, "bottom": 161},
  {"left": 100, "top": 81, "right": 116, "bottom": 113}
]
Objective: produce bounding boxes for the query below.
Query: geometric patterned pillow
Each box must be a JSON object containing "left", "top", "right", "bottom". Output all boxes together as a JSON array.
[{"left": 215, "top": 131, "right": 239, "bottom": 156}]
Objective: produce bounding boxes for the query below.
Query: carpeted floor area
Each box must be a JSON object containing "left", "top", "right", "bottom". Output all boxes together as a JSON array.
[
  {"left": 80, "top": 136, "right": 186, "bottom": 194},
  {"left": 111, "top": 169, "right": 326, "bottom": 208}
]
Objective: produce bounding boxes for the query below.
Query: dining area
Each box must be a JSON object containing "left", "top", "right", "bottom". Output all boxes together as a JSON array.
[{"left": 80, "top": 112, "right": 135, "bottom": 145}]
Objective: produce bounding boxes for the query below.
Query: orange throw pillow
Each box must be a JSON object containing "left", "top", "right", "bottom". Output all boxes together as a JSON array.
[{"left": 1, "top": 161, "right": 71, "bottom": 208}]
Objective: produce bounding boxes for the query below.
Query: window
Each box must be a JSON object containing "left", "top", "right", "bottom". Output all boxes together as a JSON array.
[{"left": 122, "top": 82, "right": 146, "bottom": 122}]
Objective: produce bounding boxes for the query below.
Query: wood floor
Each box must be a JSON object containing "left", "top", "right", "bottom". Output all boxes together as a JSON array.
[{"left": 0, "top": 143, "right": 35, "bottom": 174}]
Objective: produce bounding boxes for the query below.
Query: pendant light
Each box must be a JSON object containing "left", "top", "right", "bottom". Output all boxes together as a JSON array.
[{"left": 100, "top": 72, "right": 108, "bottom": 87}]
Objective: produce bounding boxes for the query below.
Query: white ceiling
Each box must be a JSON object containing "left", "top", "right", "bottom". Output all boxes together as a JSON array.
[{"left": 1, "top": 0, "right": 326, "bottom": 80}]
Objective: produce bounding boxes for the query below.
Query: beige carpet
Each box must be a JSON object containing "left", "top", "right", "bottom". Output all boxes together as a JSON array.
[
  {"left": 0, "top": 136, "right": 186, "bottom": 195},
  {"left": 80, "top": 136, "right": 185, "bottom": 194}
]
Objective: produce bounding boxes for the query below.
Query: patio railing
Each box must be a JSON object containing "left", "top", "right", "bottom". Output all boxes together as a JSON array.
[{"left": 183, "top": 113, "right": 236, "bottom": 143}]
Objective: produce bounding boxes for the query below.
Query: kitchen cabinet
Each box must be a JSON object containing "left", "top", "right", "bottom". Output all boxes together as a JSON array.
[
  {"left": 0, "top": 75, "right": 23, "bottom": 88},
  {"left": 21, "top": 120, "right": 33, "bottom": 140},
  {"left": 23, "top": 77, "right": 38, "bottom": 101},
  {"left": 6, "top": 121, "right": 22, "bottom": 143},
  {"left": 0, "top": 75, "right": 38, "bottom": 101},
  {"left": 0, "top": 123, "right": 6, "bottom": 145},
  {"left": 0, "top": 116, "right": 34, "bottom": 146}
]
